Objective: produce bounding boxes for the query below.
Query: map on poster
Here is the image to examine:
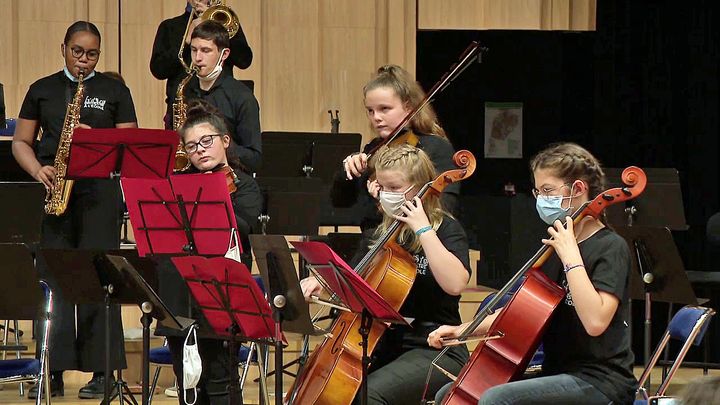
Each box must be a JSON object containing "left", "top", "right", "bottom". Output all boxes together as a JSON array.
[{"left": 484, "top": 102, "right": 523, "bottom": 158}]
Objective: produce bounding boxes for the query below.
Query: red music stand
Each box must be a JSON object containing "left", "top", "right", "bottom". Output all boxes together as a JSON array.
[
  {"left": 121, "top": 173, "right": 238, "bottom": 257},
  {"left": 60, "top": 128, "right": 177, "bottom": 404},
  {"left": 67, "top": 128, "right": 178, "bottom": 179},
  {"left": 291, "top": 241, "right": 407, "bottom": 405},
  {"left": 172, "top": 256, "right": 278, "bottom": 405}
]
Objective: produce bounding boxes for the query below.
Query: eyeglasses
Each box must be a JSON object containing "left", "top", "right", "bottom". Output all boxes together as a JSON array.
[
  {"left": 68, "top": 46, "right": 101, "bottom": 61},
  {"left": 183, "top": 134, "right": 222, "bottom": 154},
  {"left": 532, "top": 183, "right": 570, "bottom": 199}
]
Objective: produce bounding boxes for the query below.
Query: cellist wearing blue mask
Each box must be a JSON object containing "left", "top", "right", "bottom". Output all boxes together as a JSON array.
[{"left": 430, "top": 142, "right": 637, "bottom": 405}]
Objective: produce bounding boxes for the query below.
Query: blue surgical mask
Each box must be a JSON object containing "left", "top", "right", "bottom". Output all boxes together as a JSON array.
[
  {"left": 536, "top": 195, "right": 571, "bottom": 225},
  {"left": 63, "top": 66, "right": 95, "bottom": 82}
]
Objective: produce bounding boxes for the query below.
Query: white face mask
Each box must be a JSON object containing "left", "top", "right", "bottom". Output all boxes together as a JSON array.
[
  {"left": 198, "top": 48, "right": 227, "bottom": 83},
  {"left": 225, "top": 228, "right": 242, "bottom": 263},
  {"left": 378, "top": 185, "right": 414, "bottom": 217},
  {"left": 182, "top": 325, "right": 202, "bottom": 405}
]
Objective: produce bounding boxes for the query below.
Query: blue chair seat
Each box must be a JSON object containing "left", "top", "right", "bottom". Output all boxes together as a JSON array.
[
  {"left": 149, "top": 346, "right": 173, "bottom": 364},
  {"left": 0, "top": 358, "right": 40, "bottom": 378},
  {"left": 238, "top": 345, "right": 258, "bottom": 363}
]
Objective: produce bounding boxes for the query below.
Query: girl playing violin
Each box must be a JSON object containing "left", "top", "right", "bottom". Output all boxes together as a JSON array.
[
  {"left": 157, "top": 99, "right": 262, "bottom": 405},
  {"left": 303, "top": 144, "right": 471, "bottom": 404},
  {"left": 429, "top": 143, "right": 637, "bottom": 405},
  {"left": 331, "top": 64, "right": 460, "bottom": 230}
]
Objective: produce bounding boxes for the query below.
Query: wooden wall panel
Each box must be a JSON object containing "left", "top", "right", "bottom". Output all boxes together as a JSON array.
[
  {"left": 0, "top": 0, "right": 416, "bottom": 142},
  {"left": 418, "top": 0, "right": 595, "bottom": 31}
]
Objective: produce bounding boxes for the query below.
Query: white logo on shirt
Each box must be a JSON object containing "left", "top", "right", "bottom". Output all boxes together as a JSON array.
[
  {"left": 562, "top": 278, "right": 574, "bottom": 306},
  {"left": 83, "top": 96, "right": 106, "bottom": 111},
  {"left": 414, "top": 254, "right": 429, "bottom": 275}
]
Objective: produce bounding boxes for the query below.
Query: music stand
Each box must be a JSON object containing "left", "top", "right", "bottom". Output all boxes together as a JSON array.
[
  {"left": 606, "top": 167, "right": 691, "bottom": 388},
  {"left": 250, "top": 234, "right": 326, "bottom": 404},
  {"left": 0, "top": 182, "right": 44, "bottom": 244},
  {"left": 121, "top": 173, "right": 238, "bottom": 257},
  {"left": 172, "top": 256, "right": 277, "bottom": 405},
  {"left": 67, "top": 128, "right": 177, "bottom": 180},
  {"left": 256, "top": 132, "right": 361, "bottom": 180},
  {"left": 62, "top": 127, "right": 178, "bottom": 402},
  {"left": 97, "top": 253, "right": 194, "bottom": 405},
  {"left": 292, "top": 241, "right": 407, "bottom": 405},
  {"left": 0, "top": 244, "right": 44, "bottom": 353},
  {"left": 0, "top": 181, "right": 44, "bottom": 339},
  {"left": 255, "top": 177, "right": 324, "bottom": 236},
  {"left": 40, "top": 248, "right": 168, "bottom": 405}
]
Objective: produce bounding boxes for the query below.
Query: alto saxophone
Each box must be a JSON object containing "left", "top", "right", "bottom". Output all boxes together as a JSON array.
[
  {"left": 44, "top": 71, "right": 85, "bottom": 215},
  {"left": 172, "top": 69, "right": 196, "bottom": 172}
]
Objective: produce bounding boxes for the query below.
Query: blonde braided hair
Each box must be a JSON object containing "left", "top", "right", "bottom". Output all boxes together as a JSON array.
[{"left": 371, "top": 145, "right": 448, "bottom": 253}]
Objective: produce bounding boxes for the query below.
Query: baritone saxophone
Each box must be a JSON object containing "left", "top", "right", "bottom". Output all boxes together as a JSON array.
[{"left": 44, "top": 71, "right": 85, "bottom": 216}]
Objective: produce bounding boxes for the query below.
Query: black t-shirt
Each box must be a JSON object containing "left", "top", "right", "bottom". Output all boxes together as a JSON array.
[
  {"left": 19, "top": 71, "right": 137, "bottom": 165},
  {"left": 541, "top": 227, "right": 637, "bottom": 404},
  {"left": 186, "top": 72, "right": 262, "bottom": 173},
  {"left": 350, "top": 215, "right": 471, "bottom": 326},
  {"left": 149, "top": 10, "right": 253, "bottom": 117},
  {"left": 330, "top": 133, "right": 460, "bottom": 230}
]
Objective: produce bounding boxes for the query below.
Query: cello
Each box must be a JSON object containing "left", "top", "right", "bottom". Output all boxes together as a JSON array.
[
  {"left": 437, "top": 166, "right": 647, "bottom": 405},
  {"left": 285, "top": 150, "right": 476, "bottom": 405}
]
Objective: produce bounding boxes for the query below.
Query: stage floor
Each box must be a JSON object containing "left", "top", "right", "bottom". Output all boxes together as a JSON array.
[{"left": 0, "top": 367, "right": 716, "bottom": 404}]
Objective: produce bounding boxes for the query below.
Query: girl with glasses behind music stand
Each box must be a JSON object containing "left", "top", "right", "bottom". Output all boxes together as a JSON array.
[{"left": 155, "top": 99, "right": 262, "bottom": 405}]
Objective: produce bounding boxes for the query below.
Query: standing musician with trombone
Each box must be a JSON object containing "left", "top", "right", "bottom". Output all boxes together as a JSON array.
[{"left": 150, "top": 0, "right": 253, "bottom": 130}]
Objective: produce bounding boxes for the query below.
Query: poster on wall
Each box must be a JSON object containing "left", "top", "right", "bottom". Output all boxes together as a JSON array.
[{"left": 484, "top": 102, "right": 523, "bottom": 159}]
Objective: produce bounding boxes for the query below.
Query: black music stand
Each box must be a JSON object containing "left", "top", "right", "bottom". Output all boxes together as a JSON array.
[
  {"left": 0, "top": 244, "right": 44, "bottom": 352},
  {"left": 39, "top": 248, "right": 165, "bottom": 405},
  {"left": 255, "top": 177, "right": 324, "bottom": 236},
  {"left": 292, "top": 241, "right": 407, "bottom": 405},
  {"left": 0, "top": 181, "right": 44, "bottom": 339},
  {"left": 97, "top": 253, "right": 194, "bottom": 405},
  {"left": 606, "top": 167, "right": 692, "bottom": 388},
  {"left": 0, "top": 182, "right": 44, "bottom": 243},
  {"left": 172, "top": 256, "right": 277, "bottom": 405},
  {"left": 256, "top": 132, "right": 361, "bottom": 180},
  {"left": 250, "top": 234, "right": 325, "bottom": 405}
]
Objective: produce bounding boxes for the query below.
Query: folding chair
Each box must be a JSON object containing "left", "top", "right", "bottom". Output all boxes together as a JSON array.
[
  {"left": 242, "top": 275, "right": 269, "bottom": 396},
  {"left": 148, "top": 344, "right": 176, "bottom": 404},
  {"left": 635, "top": 305, "right": 715, "bottom": 404},
  {"left": 0, "top": 280, "right": 53, "bottom": 405}
]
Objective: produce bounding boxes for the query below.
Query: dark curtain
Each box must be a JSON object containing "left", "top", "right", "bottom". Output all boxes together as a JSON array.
[
  {"left": 417, "top": 0, "right": 720, "bottom": 362},
  {"left": 593, "top": 0, "right": 720, "bottom": 272}
]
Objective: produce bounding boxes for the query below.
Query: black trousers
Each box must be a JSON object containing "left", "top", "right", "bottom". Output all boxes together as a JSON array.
[
  {"left": 35, "top": 179, "right": 126, "bottom": 372},
  {"left": 352, "top": 323, "right": 469, "bottom": 405},
  {"left": 167, "top": 336, "right": 239, "bottom": 405}
]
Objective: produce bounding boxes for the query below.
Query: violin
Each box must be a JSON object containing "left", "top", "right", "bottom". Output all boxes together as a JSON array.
[
  {"left": 214, "top": 164, "right": 239, "bottom": 194},
  {"left": 436, "top": 166, "right": 648, "bottom": 405},
  {"left": 286, "top": 150, "right": 477, "bottom": 405}
]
